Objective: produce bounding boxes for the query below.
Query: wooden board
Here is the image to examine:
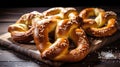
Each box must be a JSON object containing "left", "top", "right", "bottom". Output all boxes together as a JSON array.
[
  {"left": 0, "top": 33, "right": 62, "bottom": 66},
  {"left": 0, "top": 27, "right": 120, "bottom": 66}
]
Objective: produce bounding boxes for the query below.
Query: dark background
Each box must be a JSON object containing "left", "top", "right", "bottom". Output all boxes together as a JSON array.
[
  {"left": 0, "top": 0, "right": 120, "bottom": 67},
  {"left": 0, "top": 0, "right": 120, "bottom": 8}
]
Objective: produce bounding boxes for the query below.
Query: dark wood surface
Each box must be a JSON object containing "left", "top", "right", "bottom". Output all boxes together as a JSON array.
[{"left": 0, "top": 7, "right": 120, "bottom": 67}]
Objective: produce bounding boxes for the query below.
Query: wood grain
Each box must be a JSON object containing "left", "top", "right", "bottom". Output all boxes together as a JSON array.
[
  {"left": 0, "top": 33, "right": 62, "bottom": 66},
  {"left": 0, "top": 7, "right": 120, "bottom": 67},
  {"left": 0, "top": 27, "right": 120, "bottom": 66}
]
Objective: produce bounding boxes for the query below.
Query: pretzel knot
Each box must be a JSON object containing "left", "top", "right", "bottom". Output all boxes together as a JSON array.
[
  {"left": 43, "top": 7, "right": 79, "bottom": 20},
  {"left": 34, "top": 7, "right": 89, "bottom": 62},
  {"left": 8, "top": 11, "right": 44, "bottom": 43},
  {"left": 79, "top": 8, "right": 118, "bottom": 37}
]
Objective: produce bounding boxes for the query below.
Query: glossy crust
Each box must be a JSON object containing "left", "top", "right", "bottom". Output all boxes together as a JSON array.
[
  {"left": 8, "top": 7, "right": 118, "bottom": 62},
  {"left": 34, "top": 19, "right": 89, "bottom": 62},
  {"left": 8, "top": 11, "right": 44, "bottom": 43},
  {"left": 79, "top": 8, "right": 117, "bottom": 37},
  {"left": 43, "top": 7, "right": 79, "bottom": 20},
  {"left": 34, "top": 7, "right": 90, "bottom": 62}
]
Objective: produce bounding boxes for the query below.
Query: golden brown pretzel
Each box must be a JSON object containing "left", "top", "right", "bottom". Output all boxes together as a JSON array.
[
  {"left": 34, "top": 19, "right": 89, "bottom": 62},
  {"left": 8, "top": 11, "right": 44, "bottom": 43},
  {"left": 34, "top": 7, "right": 89, "bottom": 62},
  {"left": 43, "top": 7, "right": 64, "bottom": 19},
  {"left": 79, "top": 8, "right": 117, "bottom": 37},
  {"left": 43, "top": 7, "right": 79, "bottom": 20},
  {"left": 8, "top": 7, "right": 118, "bottom": 62}
]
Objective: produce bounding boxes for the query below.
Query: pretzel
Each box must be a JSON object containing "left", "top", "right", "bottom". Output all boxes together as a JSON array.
[
  {"left": 43, "top": 7, "right": 79, "bottom": 20},
  {"left": 79, "top": 8, "right": 117, "bottom": 37},
  {"left": 33, "top": 7, "right": 89, "bottom": 62},
  {"left": 8, "top": 7, "right": 118, "bottom": 62},
  {"left": 8, "top": 11, "right": 44, "bottom": 43},
  {"left": 43, "top": 7, "right": 64, "bottom": 19}
]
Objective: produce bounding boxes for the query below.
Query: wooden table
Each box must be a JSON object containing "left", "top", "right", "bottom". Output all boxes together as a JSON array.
[{"left": 0, "top": 7, "right": 120, "bottom": 67}]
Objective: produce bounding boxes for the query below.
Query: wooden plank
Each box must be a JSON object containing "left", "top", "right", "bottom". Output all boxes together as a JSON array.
[
  {"left": 0, "top": 50, "right": 27, "bottom": 61},
  {"left": 0, "top": 7, "right": 120, "bottom": 66},
  {"left": 1, "top": 7, "right": 120, "bottom": 23},
  {"left": 0, "top": 61, "right": 49, "bottom": 67},
  {"left": 0, "top": 33, "right": 62, "bottom": 66},
  {"left": 0, "top": 28, "right": 120, "bottom": 66},
  {"left": 0, "top": 23, "right": 14, "bottom": 34}
]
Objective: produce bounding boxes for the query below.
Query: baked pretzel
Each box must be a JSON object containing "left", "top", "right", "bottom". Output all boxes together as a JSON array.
[
  {"left": 34, "top": 7, "right": 89, "bottom": 62},
  {"left": 43, "top": 7, "right": 64, "bottom": 19},
  {"left": 8, "top": 11, "right": 44, "bottom": 43},
  {"left": 8, "top": 7, "right": 118, "bottom": 62},
  {"left": 79, "top": 8, "right": 117, "bottom": 37},
  {"left": 43, "top": 7, "right": 79, "bottom": 20}
]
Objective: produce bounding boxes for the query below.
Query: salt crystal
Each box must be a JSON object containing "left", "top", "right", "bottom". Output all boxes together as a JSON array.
[
  {"left": 99, "top": 52, "right": 117, "bottom": 59},
  {"left": 94, "top": 40, "right": 102, "bottom": 45}
]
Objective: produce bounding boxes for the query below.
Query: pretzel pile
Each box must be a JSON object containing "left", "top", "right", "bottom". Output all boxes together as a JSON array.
[{"left": 8, "top": 7, "right": 118, "bottom": 62}]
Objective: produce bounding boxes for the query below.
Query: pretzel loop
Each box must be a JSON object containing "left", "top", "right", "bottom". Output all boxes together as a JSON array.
[
  {"left": 79, "top": 8, "right": 117, "bottom": 37},
  {"left": 34, "top": 7, "right": 90, "bottom": 62},
  {"left": 8, "top": 7, "right": 118, "bottom": 62},
  {"left": 8, "top": 11, "right": 44, "bottom": 43}
]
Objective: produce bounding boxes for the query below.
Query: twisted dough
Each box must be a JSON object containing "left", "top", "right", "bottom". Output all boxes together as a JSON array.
[
  {"left": 79, "top": 8, "right": 117, "bottom": 37},
  {"left": 8, "top": 7, "right": 118, "bottom": 62},
  {"left": 8, "top": 11, "right": 44, "bottom": 43},
  {"left": 34, "top": 7, "right": 89, "bottom": 62},
  {"left": 43, "top": 7, "right": 79, "bottom": 20}
]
